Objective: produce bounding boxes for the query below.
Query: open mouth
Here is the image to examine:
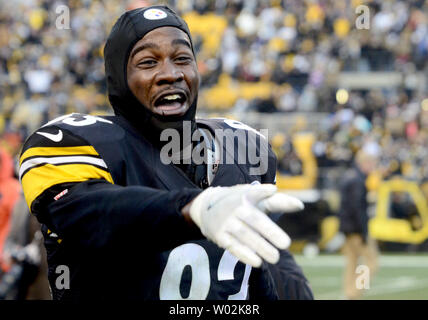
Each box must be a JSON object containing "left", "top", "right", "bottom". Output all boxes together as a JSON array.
[{"left": 154, "top": 92, "right": 187, "bottom": 115}]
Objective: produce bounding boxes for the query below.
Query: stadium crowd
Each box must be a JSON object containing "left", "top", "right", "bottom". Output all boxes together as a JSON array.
[
  {"left": 0, "top": 0, "right": 427, "bottom": 184},
  {"left": 0, "top": 0, "right": 427, "bottom": 300}
]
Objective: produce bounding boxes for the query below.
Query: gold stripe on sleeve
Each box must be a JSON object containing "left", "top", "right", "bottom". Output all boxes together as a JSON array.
[
  {"left": 21, "top": 163, "right": 114, "bottom": 211},
  {"left": 20, "top": 146, "right": 100, "bottom": 166}
]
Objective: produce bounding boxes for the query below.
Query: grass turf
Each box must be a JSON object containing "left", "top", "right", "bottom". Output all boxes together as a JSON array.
[{"left": 294, "top": 254, "right": 428, "bottom": 300}]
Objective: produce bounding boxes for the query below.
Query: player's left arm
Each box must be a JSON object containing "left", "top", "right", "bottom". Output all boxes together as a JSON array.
[
  {"left": 268, "top": 250, "right": 314, "bottom": 300},
  {"left": 262, "top": 143, "right": 315, "bottom": 300}
]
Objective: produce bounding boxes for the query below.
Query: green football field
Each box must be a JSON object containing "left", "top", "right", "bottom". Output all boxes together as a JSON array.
[{"left": 294, "top": 254, "right": 428, "bottom": 300}]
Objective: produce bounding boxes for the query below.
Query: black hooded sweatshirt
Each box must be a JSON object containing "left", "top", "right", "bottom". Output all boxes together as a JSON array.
[{"left": 18, "top": 5, "right": 312, "bottom": 301}]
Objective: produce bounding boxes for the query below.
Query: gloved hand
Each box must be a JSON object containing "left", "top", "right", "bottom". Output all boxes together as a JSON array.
[{"left": 189, "top": 184, "right": 304, "bottom": 267}]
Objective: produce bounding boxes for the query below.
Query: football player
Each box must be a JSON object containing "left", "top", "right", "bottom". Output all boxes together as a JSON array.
[{"left": 19, "top": 5, "right": 313, "bottom": 300}]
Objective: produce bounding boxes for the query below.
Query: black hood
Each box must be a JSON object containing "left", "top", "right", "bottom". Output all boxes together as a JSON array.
[{"left": 104, "top": 5, "right": 197, "bottom": 146}]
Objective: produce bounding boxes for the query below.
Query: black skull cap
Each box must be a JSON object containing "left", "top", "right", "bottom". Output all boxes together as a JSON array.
[{"left": 104, "top": 5, "right": 194, "bottom": 113}]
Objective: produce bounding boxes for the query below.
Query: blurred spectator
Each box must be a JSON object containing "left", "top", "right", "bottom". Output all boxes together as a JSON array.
[
  {"left": 0, "top": 195, "right": 50, "bottom": 300},
  {"left": 390, "top": 191, "right": 423, "bottom": 231},
  {"left": 338, "top": 150, "right": 379, "bottom": 300},
  {"left": 0, "top": 148, "right": 21, "bottom": 273},
  {"left": 271, "top": 133, "right": 303, "bottom": 175}
]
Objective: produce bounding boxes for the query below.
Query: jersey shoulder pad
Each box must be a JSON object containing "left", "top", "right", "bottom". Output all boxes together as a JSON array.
[
  {"left": 198, "top": 118, "right": 270, "bottom": 141},
  {"left": 198, "top": 117, "right": 260, "bottom": 132},
  {"left": 198, "top": 118, "right": 276, "bottom": 179},
  {"left": 19, "top": 113, "right": 115, "bottom": 211}
]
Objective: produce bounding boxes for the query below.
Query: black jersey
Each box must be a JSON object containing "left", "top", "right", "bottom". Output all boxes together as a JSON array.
[{"left": 19, "top": 113, "right": 283, "bottom": 300}]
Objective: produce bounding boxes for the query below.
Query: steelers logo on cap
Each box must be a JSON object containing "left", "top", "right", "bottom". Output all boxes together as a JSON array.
[{"left": 143, "top": 8, "right": 168, "bottom": 20}]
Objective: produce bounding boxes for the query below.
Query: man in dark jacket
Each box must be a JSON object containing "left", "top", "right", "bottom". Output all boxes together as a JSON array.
[{"left": 339, "top": 150, "right": 379, "bottom": 299}]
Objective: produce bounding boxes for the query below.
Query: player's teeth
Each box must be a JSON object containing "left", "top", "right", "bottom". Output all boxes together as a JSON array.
[{"left": 164, "top": 94, "right": 180, "bottom": 100}]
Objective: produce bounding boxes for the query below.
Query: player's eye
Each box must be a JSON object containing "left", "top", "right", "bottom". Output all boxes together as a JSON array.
[
  {"left": 175, "top": 56, "right": 192, "bottom": 64},
  {"left": 138, "top": 59, "right": 157, "bottom": 68}
]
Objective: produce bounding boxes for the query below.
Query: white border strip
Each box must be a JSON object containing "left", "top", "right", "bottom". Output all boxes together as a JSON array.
[{"left": 20, "top": 156, "right": 108, "bottom": 180}]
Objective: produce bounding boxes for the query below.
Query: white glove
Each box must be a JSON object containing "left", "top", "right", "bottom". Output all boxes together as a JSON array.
[{"left": 189, "top": 184, "right": 304, "bottom": 267}]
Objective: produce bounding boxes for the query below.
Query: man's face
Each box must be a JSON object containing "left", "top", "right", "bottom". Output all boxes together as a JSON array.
[
  {"left": 127, "top": 26, "right": 200, "bottom": 117},
  {"left": 360, "top": 157, "right": 377, "bottom": 175}
]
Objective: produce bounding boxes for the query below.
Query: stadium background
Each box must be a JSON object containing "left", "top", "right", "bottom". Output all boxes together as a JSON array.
[{"left": 0, "top": 0, "right": 427, "bottom": 299}]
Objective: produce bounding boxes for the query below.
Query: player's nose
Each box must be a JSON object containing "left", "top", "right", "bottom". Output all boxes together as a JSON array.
[{"left": 155, "top": 60, "right": 184, "bottom": 85}]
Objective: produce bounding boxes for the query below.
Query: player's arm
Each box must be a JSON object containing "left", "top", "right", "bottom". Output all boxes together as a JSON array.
[
  {"left": 259, "top": 144, "right": 314, "bottom": 299},
  {"left": 267, "top": 250, "right": 314, "bottom": 300},
  {"left": 20, "top": 127, "right": 203, "bottom": 252},
  {"left": 21, "top": 124, "right": 304, "bottom": 266}
]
